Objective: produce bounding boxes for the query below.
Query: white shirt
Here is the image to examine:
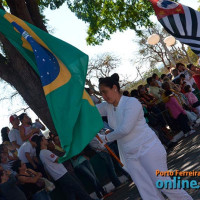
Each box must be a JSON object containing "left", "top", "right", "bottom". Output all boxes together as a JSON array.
[
  {"left": 32, "top": 122, "right": 43, "bottom": 136},
  {"left": 18, "top": 142, "right": 36, "bottom": 163},
  {"left": 40, "top": 149, "right": 67, "bottom": 181},
  {"left": 8, "top": 128, "right": 23, "bottom": 146},
  {"left": 180, "top": 70, "right": 195, "bottom": 90},
  {"left": 97, "top": 96, "right": 158, "bottom": 160}
]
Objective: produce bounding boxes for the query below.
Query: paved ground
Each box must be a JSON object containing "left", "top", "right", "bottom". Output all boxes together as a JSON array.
[{"left": 105, "top": 128, "right": 200, "bottom": 200}]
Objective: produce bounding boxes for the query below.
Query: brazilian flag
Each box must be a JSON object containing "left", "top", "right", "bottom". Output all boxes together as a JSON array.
[{"left": 0, "top": 10, "right": 103, "bottom": 161}]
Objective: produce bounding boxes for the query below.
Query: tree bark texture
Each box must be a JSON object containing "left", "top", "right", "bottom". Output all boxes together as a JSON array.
[{"left": 0, "top": 1, "right": 57, "bottom": 133}]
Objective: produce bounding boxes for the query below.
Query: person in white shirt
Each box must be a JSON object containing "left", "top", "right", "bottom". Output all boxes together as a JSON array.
[
  {"left": 18, "top": 113, "right": 40, "bottom": 142},
  {"left": 37, "top": 136, "right": 97, "bottom": 200},
  {"left": 176, "top": 63, "right": 195, "bottom": 88},
  {"left": 18, "top": 135, "right": 39, "bottom": 170},
  {"left": 8, "top": 115, "right": 23, "bottom": 150},
  {"left": 97, "top": 73, "right": 192, "bottom": 200},
  {"left": 32, "top": 119, "right": 46, "bottom": 136}
]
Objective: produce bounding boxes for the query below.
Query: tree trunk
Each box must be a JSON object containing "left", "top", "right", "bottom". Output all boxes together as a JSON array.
[{"left": 0, "top": 1, "right": 56, "bottom": 133}]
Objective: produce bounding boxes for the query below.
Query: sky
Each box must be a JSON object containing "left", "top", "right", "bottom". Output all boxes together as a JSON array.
[{"left": 0, "top": 0, "right": 199, "bottom": 138}]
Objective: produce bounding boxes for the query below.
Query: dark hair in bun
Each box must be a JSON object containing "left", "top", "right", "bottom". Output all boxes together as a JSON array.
[{"left": 99, "top": 73, "right": 120, "bottom": 91}]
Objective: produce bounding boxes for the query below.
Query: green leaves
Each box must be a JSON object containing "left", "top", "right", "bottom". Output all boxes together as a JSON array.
[
  {"left": 66, "top": 0, "right": 180, "bottom": 45},
  {"left": 38, "top": 0, "right": 66, "bottom": 10}
]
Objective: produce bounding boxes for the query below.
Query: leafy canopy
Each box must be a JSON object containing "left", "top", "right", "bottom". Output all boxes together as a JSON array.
[{"left": 67, "top": 0, "right": 155, "bottom": 45}]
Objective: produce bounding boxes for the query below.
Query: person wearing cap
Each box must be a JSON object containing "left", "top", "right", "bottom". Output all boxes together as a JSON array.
[
  {"left": 8, "top": 115, "right": 23, "bottom": 150},
  {"left": 18, "top": 113, "right": 39, "bottom": 142},
  {"left": 18, "top": 135, "right": 39, "bottom": 170}
]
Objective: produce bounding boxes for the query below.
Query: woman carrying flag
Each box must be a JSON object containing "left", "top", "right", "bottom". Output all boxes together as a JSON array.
[{"left": 97, "top": 73, "right": 192, "bottom": 200}]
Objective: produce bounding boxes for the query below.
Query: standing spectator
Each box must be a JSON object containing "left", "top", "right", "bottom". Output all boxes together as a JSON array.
[
  {"left": 8, "top": 115, "right": 23, "bottom": 150},
  {"left": 1, "top": 127, "right": 10, "bottom": 145},
  {"left": 89, "top": 136, "right": 122, "bottom": 188},
  {"left": 32, "top": 119, "right": 46, "bottom": 136},
  {"left": 18, "top": 113, "right": 39, "bottom": 142},
  {"left": 71, "top": 154, "right": 107, "bottom": 199},
  {"left": 0, "top": 170, "right": 26, "bottom": 200},
  {"left": 18, "top": 135, "right": 39, "bottom": 170},
  {"left": 51, "top": 135, "right": 75, "bottom": 173},
  {"left": 37, "top": 136, "right": 96, "bottom": 200}
]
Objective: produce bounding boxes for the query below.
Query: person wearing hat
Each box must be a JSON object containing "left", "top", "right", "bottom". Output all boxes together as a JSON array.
[
  {"left": 18, "top": 113, "right": 39, "bottom": 142},
  {"left": 8, "top": 115, "right": 23, "bottom": 150}
]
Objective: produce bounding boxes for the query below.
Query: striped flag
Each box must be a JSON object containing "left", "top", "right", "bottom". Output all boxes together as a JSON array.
[{"left": 150, "top": 0, "right": 200, "bottom": 55}]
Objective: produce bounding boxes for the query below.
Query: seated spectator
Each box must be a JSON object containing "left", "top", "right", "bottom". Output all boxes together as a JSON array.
[
  {"left": 1, "top": 127, "right": 10, "bottom": 145},
  {"left": 163, "top": 77, "right": 180, "bottom": 92},
  {"left": 177, "top": 63, "right": 195, "bottom": 87},
  {"left": 184, "top": 85, "right": 200, "bottom": 115},
  {"left": 123, "top": 90, "right": 129, "bottom": 96},
  {"left": 173, "top": 78, "right": 184, "bottom": 93},
  {"left": 171, "top": 68, "right": 180, "bottom": 82},
  {"left": 36, "top": 136, "right": 96, "bottom": 200},
  {"left": 152, "top": 73, "right": 162, "bottom": 87},
  {"left": 160, "top": 74, "right": 167, "bottom": 82},
  {"left": 147, "top": 77, "right": 164, "bottom": 101},
  {"left": 12, "top": 160, "right": 50, "bottom": 200},
  {"left": 0, "top": 169, "right": 26, "bottom": 200},
  {"left": 71, "top": 154, "right": 107, "bottom": 199},
  {"left": 130, "top": 89, "right": 139, "bottom": 99},
  {"left": 164, "top": 90, "right": 194, "bottom": 137},
  {"left": 18, "top": 113, "right": 40, "bottom": 142},
  {"left": 180, "top": 74, "right": 195, "bottom": 92},
  {"left": 8, "top": 115, "right": 23, "bottom": 150},
  {"left": 0, "top": 152, "right": 16, "bottom": 174},
  {"left": 162, "top": 81, "right": 186, "bottom": 105},
  {"left": 18, "top": 135, "right": 39, "bottom": 170},
  {"left": 0, "top": 144, "right": 18, "bottom": 162},
  {"left": 137, "top": 85, "right": 157, "bottom": 108}
]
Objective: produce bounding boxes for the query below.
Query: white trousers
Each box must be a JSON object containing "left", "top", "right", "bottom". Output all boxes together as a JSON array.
[{"left": 125, "top": 141, "right": 193, "bottom": 200}]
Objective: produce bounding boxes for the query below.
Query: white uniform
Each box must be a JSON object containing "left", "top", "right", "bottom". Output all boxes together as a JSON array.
[
  {"left": 18, "top": 142, "right": 36, "bottom": 163},
  {"left": 97, "top": 96, "right": 192, "bottom": 200},
  {"left": 8, "top": 128, "right": 23, "bottom": 147}
]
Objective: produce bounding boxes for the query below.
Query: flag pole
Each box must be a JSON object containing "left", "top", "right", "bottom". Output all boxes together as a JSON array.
[{"left": 96, "top": 135, "right": 124, "bottom": 167}]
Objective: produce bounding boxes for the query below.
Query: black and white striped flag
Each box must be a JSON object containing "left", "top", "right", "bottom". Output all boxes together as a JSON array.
[{"left": 150, "top": 0, "right": 200, "bottom": 55}]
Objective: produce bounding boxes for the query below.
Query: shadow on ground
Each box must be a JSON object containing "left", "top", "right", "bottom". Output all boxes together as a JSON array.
[{"left": 105, "top": 129, "right": 200, "bottom": 200}]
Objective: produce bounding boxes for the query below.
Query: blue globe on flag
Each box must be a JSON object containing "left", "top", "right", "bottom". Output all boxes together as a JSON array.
[{"left": 157, "top": 0, "right": 178, "bottom": 10}]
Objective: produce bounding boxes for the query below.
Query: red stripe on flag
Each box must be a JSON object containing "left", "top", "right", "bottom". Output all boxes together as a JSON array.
[{"left": 150, "top": 0, "right": 184, "bottom": 20}]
